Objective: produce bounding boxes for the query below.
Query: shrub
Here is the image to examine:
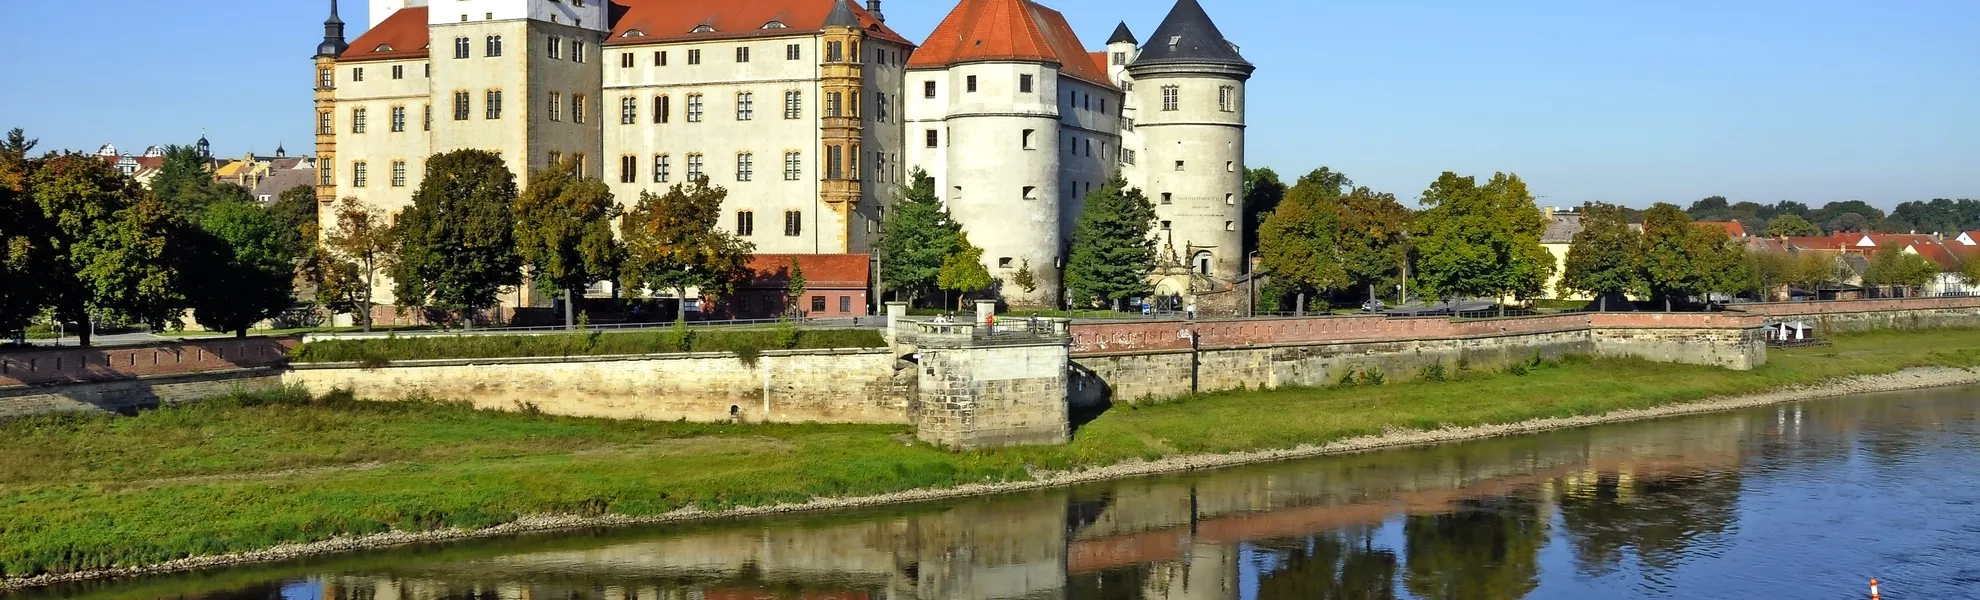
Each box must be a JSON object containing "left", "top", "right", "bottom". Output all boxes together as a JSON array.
[
  {"left": 735, "top": 344, "right": 762, "bottom": 368},
  {"left": 1358, "top": 367, "right": 1386, "bottom": 386},
  {"left": 1420, "top": 362, "right": 1449, "bottom": 382}
]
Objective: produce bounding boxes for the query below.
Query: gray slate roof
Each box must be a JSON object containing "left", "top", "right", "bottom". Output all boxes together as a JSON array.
[
  {"left": 1107, "top": 22, "right": 1138, "bottom": 45},
  {"left": 1541, "top": 213, "right": 1583, "bottom": 244},
  {"left": 823, "top": 0, "right": 861, "bottom": 28},
  {"left": 1132, "top": 0, "right": 1251, "bottom": 69}
]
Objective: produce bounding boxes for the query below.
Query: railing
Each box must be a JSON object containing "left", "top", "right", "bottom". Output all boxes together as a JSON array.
[{"left": 901, "top": 318, "right": 1071, "bottom": 345}]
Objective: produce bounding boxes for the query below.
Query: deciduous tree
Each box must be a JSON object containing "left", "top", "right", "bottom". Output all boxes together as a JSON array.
[
  {"left": 1640, "top": 203, "right": 1711, "bottom": 311},
  {"left": 1764, "top": 214, "right": 1819, "bottom": 238},
  {"left": 1749, "top": 250, "right": 1797, "bottom": 302},
  {"left": 937, "top": 232, "right": 992, "bottom": 310},
  {"left": 1065, "top": 172, "right": 1157, "bottom": 309},
  {"left": 875, "top": 169, "right": 959, "bottom": 306},
  {"left": 785, "top": 258, "right": 807, "bottom": 318},
  {"left": 1862, "top": 244, "right": 1940, "bottom": 296},
  {"left": 513, "top": 160, "right": 623, "bottom": 329},
  {"left": 620, "top": 177, "right": 754, "bottom": 322},
  {"left": 186, "top": 200, "right": 298, "bottom": 336},
  {"left": 30, "top": 153, "right": 174, "bottom": 346},
  {"left": 1788, "top": 252, "right": 1844, "bottom": 297},
  {"left": 1241, "top": 167, "right": 1287, "bottom": 259},
  {"left": 1338, "top": 186, "right": 1413, "bottom": 302},
  {"left": 1411, "top": 172, "right": 1554, "bottom": 313},
  {"left": 392, "top": 150, "right": 522, "bottom": 327},
  {"left": 1256, "top": 169, "right": 1349, "bottom": 312},
  {"left": 0, "top": 129, "right": 46, "bottom": 335},
  {"left": 1559, "top": 202, "right": 1642, "bottom": 310},
  {"left": 319, "top": 197, "right": 392, "bottom": 331},
  {"left": 266, "top": 184, "right": 320, "bottom": 257}
]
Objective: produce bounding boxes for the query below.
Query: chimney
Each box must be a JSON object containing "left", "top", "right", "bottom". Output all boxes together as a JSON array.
[{"left": 866, "top": 0, "right": 884, "bottom": 22}]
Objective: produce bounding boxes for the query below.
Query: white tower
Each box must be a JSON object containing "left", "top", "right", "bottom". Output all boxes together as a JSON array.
[
  {"left": 1126, "top": 0, "right": 1253, "bottom": 281},
  {"left": 425, "top": 0, "right": 607, "bottom": 182},
  {"left": 368, "top": 0, "right": 427, "bottom": 29}
]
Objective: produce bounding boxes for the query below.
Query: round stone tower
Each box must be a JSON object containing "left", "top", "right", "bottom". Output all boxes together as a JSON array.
[{"left": 1126, "top": 0, "right": 1254, "bottom": 281}]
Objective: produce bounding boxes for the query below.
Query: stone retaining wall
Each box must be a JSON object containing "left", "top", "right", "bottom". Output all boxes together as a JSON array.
[
  {"left": 1728, "top": 297, "right": 1980, "bottom": 332},
  {"left": 0, "top": 369, "right": 283, "bottom": 419}
]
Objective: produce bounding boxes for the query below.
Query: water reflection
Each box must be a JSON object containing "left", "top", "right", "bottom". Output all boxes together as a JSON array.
[{"left": 20, "top": 388, "right": 1980, "bottom": 600}]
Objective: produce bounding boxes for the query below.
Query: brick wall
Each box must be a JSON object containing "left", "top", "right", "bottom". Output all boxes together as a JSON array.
[
  {"left": 0, "top": 337, "right": 300, "bottom": 387},
  {"left": 0, "top": 371, "right": 283, "bottom": 419}
]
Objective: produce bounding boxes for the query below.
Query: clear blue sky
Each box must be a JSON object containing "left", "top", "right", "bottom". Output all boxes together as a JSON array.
[{"left": 1, "top": 0, "right": 1974, "bottom": 208}]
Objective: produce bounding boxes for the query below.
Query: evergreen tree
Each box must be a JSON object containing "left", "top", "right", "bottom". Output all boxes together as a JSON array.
[
  {"left": 1411, "top": 172, "right": 1554, "bottom": 313},
  {"left": 1065, "top": 173, "right": 1157, "bottom": 309},
  {"left": 392, "top": 150, "right": 522, "bottom": 327},
  {"left": 937, "top": 232, "right": 992, "bottom": 310},
  {"left": 621, "top": 177, "right": 754, "bottom": 322},
  {"left": 513, "top": 159, "right": 623, "bottom": 330},
  {"left": 1012, "top": 259, "right": 1038, "bottom": 296},
  {"left": 874, "top": 168, "right": 960, "bottom": 306},
  {"left": 186, "top": 200, "right": 298, "bottom": 336},
  {"left": 1559, "top": 202, "right": 1642, "bottom": 310}
]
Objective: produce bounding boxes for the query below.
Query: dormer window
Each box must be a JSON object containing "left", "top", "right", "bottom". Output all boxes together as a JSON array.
[
  {"left": 762, "top": 21, "right": 787, "bottom": 29},
  {"left": 1168, "top": 35, "right": 1182, "bottom": 46},
  {"left": 374, "top": 44, "right": 394, "bottom": 52},
  {"left": 621, "top": 29, "right": 646, "bottom": 38},
  {"left": 691, "top": 24, "right": 716, "bottom": 34}
]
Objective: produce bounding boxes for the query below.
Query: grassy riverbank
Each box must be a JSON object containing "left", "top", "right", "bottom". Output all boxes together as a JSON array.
[{"left": 5, "top": 329, "right": 1980, "bottom": 580}]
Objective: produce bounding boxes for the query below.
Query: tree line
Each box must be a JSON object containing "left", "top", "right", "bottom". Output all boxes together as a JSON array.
[{"left": 1684, "top": 195, "right": 1980, "bottom": 238}]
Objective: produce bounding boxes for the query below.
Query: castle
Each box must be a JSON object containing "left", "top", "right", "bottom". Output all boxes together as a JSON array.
[{"left": 314, "top": 0, "right": 1252, "bottom": 308}]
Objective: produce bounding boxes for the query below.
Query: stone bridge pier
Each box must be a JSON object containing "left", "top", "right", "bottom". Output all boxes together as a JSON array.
[{"left": 892, "top": 308, "right": 1074, "bottom": 450}]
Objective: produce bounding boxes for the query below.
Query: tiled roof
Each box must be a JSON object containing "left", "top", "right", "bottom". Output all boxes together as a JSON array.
[
  {"left": 1693, "top": 221, "right": 1747, "bottom": 238},
  {"left": 1540, "top": 212, "right": 1583, "bottom": 244},
  {"left": 746, "top": 254, "right": 870, "bottom": 288},
  {"left": 907, "top": 0, "right": 1115, "bottom": 89},
  {"left": 1131, "top": 0, "right": 1251, "bottom": 70},
  {"left": 606, "top": 0, "right": 912, "bottom": 47},
  {"left": 252, "top": 167, "right": 318, "bottom": 200},
  {"left": 340, "top": 7, "right": 429, "bottom": 62}
]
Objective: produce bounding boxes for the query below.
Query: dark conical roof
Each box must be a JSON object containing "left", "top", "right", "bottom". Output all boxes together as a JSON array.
[
  {"left": 1132, "top": 0, "right": 1250, "bottom": 69},
  {"left": 1107, "top": 22, "right": 1137, "bottom": 45},
  {"left": 316, "top": 0, "right": 349, "bottom": 58},
  {"left": 823, "top": 0, "right": 862, "bottom": 28}
]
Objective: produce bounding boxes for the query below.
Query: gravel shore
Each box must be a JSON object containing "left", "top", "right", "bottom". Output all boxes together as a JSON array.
[{"left": 7, "top": 366, "right": 1977, "bottom": 590}]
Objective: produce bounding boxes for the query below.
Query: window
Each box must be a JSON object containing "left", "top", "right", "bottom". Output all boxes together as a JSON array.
[
  {"left": 1161, "top": 220, "right": 1171, "bottom": 231},
  {"left": 1219, "top": 86, "right": 1235, "bottom": 112},
  {"left": 655, "top": 50, "right": 667, "bottom": 66},
  {"left": 784, "top": 151, "right": 802, "bottom": 180},
  {"left": 1019, "top": 74, "right": 1033, "bottom": 93},
  {"left": 1023, "top": 186, "right": 1037, "bottom": 201},
  {"left": 687, "top": 49, "right": 701, "bottom": 65},
  {"left": 686, "top": 153, "right": 703, "bottom": 180},
  {"left": 1101, "top": 98, "right": 1108, "bottom": 115},
  {"left": 352, "top": 67, "right": 365, "bottom": 83},
  {"left": 686, "top": 94, "right": 703, "bottom": 122},
  {"left": 786, "top": 43, "right": 800, "bottom": 60},
  {"left": 784, "top": 211, "right": 803, "bottom": 236},
  {"left": 351, "top": 108, "right": 367, "bottom": 133},
  {"left": 487, "top": 35, "right": 503, "bottom": 57},
  {"left": 485, "top": 90, "right": 502, "bottom": 119},
  {"left": 811, "top": 296, "right": 826, "bottom": 312},
  {"left": 572, "top": 41, "right": 586, "bottom": 63},
  {"left": 826, "top": 41, "right": 842, "bottom": 62},
  {"left": 1226, "top": 161, "right": 1235, "bottom": 173},
  {"left": 572, "top": 94, "right": 586, "bottom": 123},
  {"left": 735, "top": 46, "right": 750, "bottom": 63},
  {"left": 549, "top": 151, "right": 562, "bottom": 167},
  {"left": 1112, "top": 51, "right": 1126, "bottom": 65},
  {"left": 923, "top": 80, "right": 936, "bottom": 98},
  {"left": 1162, "top": 85, "right": 1179, "bottom": 111},
  {"left": 1174, "top": 160, "right": 1185, "bottom": 171},
  {"left": 620, "top": 52, "right": 633, "bottom": 68},
  {"left": 654, "top": 95, "right": 669, "bottom": 123},
  {"left": 319, "top": 68, "right": 333, "bottom": 89},
  {"left": 454, "top": 37, "right": 470, "bottom": 59},
  {"left": 654, "top": 154, "right": 671, "bottom": 182},
  {"left": 571, "top": 154, "right": 585, "bottom": 175},
  {"left": 391, "top": 161, "right": 407, "bottom": 187},
  {"left": 548, "top": 92, "right": 561, "bottom": 121},
  {"left": 839, "top": 296, "right": 851, "bottom": 314},
  {"left": 1161, "top": 192, "right": 1173, "bottom": 205},
  {"left": 736, "top": 211, "right": 755, "bottom": 236},
  {"left": 736, "top": 153, "right": 753, "bottom": 181},
  {"left": 391, "top": 65, "right": 404, "bottom": 80},
  {"left": 826, "top": 145, "right": 842, "bottom": 179},
  {"left": 1083, "top": 93, "right": 1090, "bottom": 111},
  {"left": 390, "top": 106, "right": 406, "bottom": 132},
  {"left": 621, "top": 97, "right": 637, "bottom": 124},
  {"left": 1021, "top": 129, "right": 1035, "bottom": 150},
  {"left": 966, "top": 75, "right": 977, "bottom": 92},
  {"left": 1226, "top": 221, "right": 1237, "bottom": 232},
  {"left": 425, "top": 64, "right": 430, "bottom": 77},
  {"left": 1226, "top": 193, "right": 1236, "bottom": 205},
  {"left": 620, "top": 155, "right": 636, "bottom": 183},
  {"left": 875, "top": 92, "right": 887, "bottom": 122},
  {"left": 547, "top": 36, "right": 561, "bottom": 59},
  {"left": 1121, "top": 149, "right": 1136, "bottom": 165},
  {"left": 352, "top": 161, "right": 368, "bottom": 187},
  {"left": 320, "top": 165, "right": 333, "bottom": 187},
  {"left": 1085, "top": 139, "right": 1092, "bottom": 157},
  {"left": 318, "top": 111, "right": 333, "bottom": 135},
  {"left": 826, "top": 92, "right": 842, "bottom": 117},
  {"left": 454, "top": 91, "right": 471, "bottom": 120},
  {"left": 925, "top": 129, "right": 939, "bottom": 148},
  {"left": 783, "top": 91, "right": 802, "bottom": 119},
  {"left": 736, "top": 92, "right": 754, "bottom": 120},
  {"left": 423, "top": 105, "right": 432, "bottom": 131}
]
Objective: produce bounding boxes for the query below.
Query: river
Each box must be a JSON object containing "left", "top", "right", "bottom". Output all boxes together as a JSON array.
[{"left": 14, "top": 387, "right": 1980, "bottom": 600}]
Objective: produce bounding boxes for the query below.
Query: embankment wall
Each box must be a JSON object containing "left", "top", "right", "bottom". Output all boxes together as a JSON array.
[
  {"left": 0, "top": 370, "right": 283, "bottom": 419},
  {"left": 1729, "top": 297, "right": 1980, "bottom": 332}
]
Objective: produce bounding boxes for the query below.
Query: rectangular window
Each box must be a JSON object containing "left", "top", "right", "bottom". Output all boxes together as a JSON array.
[
  {"left": 318, "top": 111, "right": 332, "bottom": 135},
  {"left": 319, "top": 68, "right": 333, "bottom": 89},
  {"left": 1112, "top": 52, "right": 1126, "bottom": 65},
  {"left": 1219, "top": 86, "right": 1235, "bottom": 112},
  {"left": 391, "top": 65, "right": 403, "bottom": 80},
  {"left": 1161, "top": 192, "right": 1172, "bottom": 205},
  {"left": 826, "top": 145, "right": 842, "bottom": 179},
  {"left": 736, "top": 46, "right": 750, "bottom": 63},
  {"left": 485, "top": 90, "right": 502, "bottom": 119},
  {"left": 621, "top": 97, "right": 637, "bottom": 124},
  {"left": 353, "top": 67, "right": 365, "bottom": 83},
  {"left": 811, "top": 296, "right": 825, "bottom": 312},
  {"left": 487, "top": 35, "right": 503, "bottom": 57},
  {"left": 454, "top": 37, "right": 470, "bottom": 59},
  {"left": 655, "top": 154, "right": 671, "bottom": 182},
  {"left": 786, "top": 44, "right": 800, "bottom": 60},
  {"left": 548, "top": 92, "right": 561, "bottom": 121},
  {"left": 454, "top": 91, "right": 471, "bottom": 120},
  {"left": 620, "top": 155, "right": 636, "bottom": 183},
  {"left": 925, "top": 129, "right": 938, "bottom": 148},
  {"left": 875, "top": 92, "right": 887, "bottom": 122},
  {"left": 1019, "top": 74, "right": 1033, "bottom": 93},
  {"left": 784, "top": 151, "right": 801, "bottom": 181},
  {"left": 686, "top": 94, "right": 703, "bottom": 122},
  {"left": 923, "top": 80, "right": 936, "bottom": 98},
  {"left": 655, "top": 50, "right": 667, "bottom": 66},
  {"left": 784, "top": 211, "right": 802, "bottom": 236},
  {"left": 783, "top": 91, "right": 801, "bottom": 119},
  {"left": 390, "top": 106, "right": 406, "bottom": 132},
  {"left": 320, "top": 165, "right": 333, "bottom": 187},
  {"left": 549, "top": 151, "right": 562, "bottom": 167},
  {"left": 547, "top": 36, "right": 561, "bottom": 59},
  {"left": 966, "top": 75, "right": 977, "bottom": 92},
  {"left": 391, "top": 161, "right": 407, "bottom": 187},
  {"left": 826, "top": 41, "right": 842, "bottom": 62},
  {"left": 736, "top": 211, "right": 755, "bottom": 236},
  {"left": 736, "top": 153, "right": 754, "bottom": 182},
  {"left": 687, "top": 49, "right": 701, "bottom": 65},
  {"left": 352, "top": 161, "right": 367, "bottom": 187},
  {"left": 620, "top": 52, "right": 633, "bottom": 68},
  {"left": 351, "top": 108, "right": 367, "bottom": 133},
  {"left": 573, "top": 154, "right": 586, "bottom": 175},
  {"left": 654, "top": 95, "right": 669, "bottom": 123},
  {"left": 1021, "top": 129, "right": 1035, "bottom": 150},
  {"left": 1162, "top": 85, "right": 1179, "bottom": 111},
  {"left": 423, "top": 105, "right": 431, "bottom": 130},
  {"left": 839, "top": 296, "right": 851, "bottom": 313},
  {"left": 686, "top": 153, "right": 703, "bottom": 180},
  {"left": 1174, "top": 160, "right": 1185, "bottom": 171},
  {"left": 1101, "top": 98, "right": 1108, "bottom": 114},
  {"left": 826, "top": 92, "right": 842, "bottom": 117},
  {"left": 572, "top": 94, "right": 586, "bottom": 123},
  {"left": 572, "top": 41, "right": 586, "bottom": 63},
  {"left": 736, "top": 92, "right": 754, "bottom": 120}
]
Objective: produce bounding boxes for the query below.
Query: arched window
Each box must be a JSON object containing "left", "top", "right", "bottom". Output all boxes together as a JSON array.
[{"left": 486, "top": 35, "right": 503, "bottom": 57}]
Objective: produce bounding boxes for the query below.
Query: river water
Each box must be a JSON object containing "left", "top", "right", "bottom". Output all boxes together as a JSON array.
[{"left": 16, "top": 387, "right": 1980, "bottom": 600}]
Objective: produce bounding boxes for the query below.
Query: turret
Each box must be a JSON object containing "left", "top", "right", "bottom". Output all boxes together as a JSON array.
[
  {"left": 1125, "top": 0, "right": 1253, "bottom": 281},
  {"left": 865, "top": 0, "right": 885, "bottom": 23},
  {"left": 316, "top": 0, "right": 349, "bottom": 58},
  {"left": 1104, "top": 22, "right": 1138, "bottom": 83}
]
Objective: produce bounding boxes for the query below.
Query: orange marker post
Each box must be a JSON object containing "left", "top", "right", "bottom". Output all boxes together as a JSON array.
[{"left": 1869, "top": 578, "right": 1880, "bottom": 599}]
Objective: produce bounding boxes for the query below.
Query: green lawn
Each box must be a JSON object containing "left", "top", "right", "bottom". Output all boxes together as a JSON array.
[{"left": 3, "top": 328, "right": 1979, "bottom": 579}]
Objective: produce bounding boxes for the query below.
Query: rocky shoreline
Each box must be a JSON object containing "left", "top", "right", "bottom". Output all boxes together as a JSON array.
[{"left": 6, "top": 366, "right": 1977, "bottom": 591}]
